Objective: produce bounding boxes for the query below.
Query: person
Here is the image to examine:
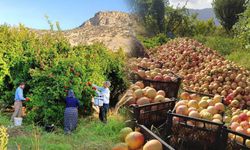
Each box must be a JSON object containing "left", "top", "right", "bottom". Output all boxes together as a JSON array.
[
  {"left": 11, "top": 82, "right": 29, "bottom": 122},
  {"left": 93, "top": 81, "right": 111, "bottom": 123},
  {"left": 64, "top": 90, "right": 80, "bottom": 134}
]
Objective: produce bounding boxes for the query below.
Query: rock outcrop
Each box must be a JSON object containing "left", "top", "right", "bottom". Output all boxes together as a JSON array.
[{"left": 33, "top": 11, "right": 146, "bottom": 57}]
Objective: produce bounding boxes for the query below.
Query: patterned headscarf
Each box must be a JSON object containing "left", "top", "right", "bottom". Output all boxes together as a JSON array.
[{"left": 67, "top": 90, "right": 75, "bottom": 98}]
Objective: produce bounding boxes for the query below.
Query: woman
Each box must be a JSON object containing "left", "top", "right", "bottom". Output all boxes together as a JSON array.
[
  {"left": 93, "top": 81, "right": 111, "bottom": 123},
  {"left": 64, "top": 90, "right": 80, "bottom": 134}
]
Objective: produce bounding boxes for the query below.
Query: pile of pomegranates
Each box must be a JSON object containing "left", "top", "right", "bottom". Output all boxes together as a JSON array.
[
  {"left": 128, "top": 38, "right": 250, "bottom": 107},
  {"left": 134, "top": 68, "right": 178, "bottom": 82}
]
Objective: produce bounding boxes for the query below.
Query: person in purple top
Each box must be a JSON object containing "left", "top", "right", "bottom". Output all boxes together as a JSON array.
[{"left": 64, "top": 90, "right": 80, "bottom": 134}]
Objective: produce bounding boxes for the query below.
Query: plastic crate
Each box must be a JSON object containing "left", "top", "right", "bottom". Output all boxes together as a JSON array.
[
  {"left": 221, "top": 127, "right": 250, "bottom": 150},
  {"left": 138, "top": 62, "right": 163, "bottom": 71},
  {"left": 129, "top": 72, "right": 142, "bottom": 83},
  {"left": 129, "top": 71, "right": 181, "bottom": 98},
  {"left": 137, "top": 124, "right": 175, "bottom": 150},
  {"left": 182, "top": 89, "right": 215, "bottom": 98},
  {"left": 129, "top": 99, "right": 176, "bottom": 128},
  {"left": 165, "top": 111, "right": 225, "bottom": 150},
  {"left": 141, "top": 73, "right": 181, "bottom": 98},
  {"left": 182, "top": 89, "right": 226, "bottom": 105}
]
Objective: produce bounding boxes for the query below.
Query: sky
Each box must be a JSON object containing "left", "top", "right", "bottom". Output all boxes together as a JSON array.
[
  {"left": 0, "top": 0, "right": 130, "bottom": 30},
  {"left": 169, "top": 0, "right": 213, "bottom": 9},
  {"left": 0, "top": 0, "right": 213, "bottom": 30}
]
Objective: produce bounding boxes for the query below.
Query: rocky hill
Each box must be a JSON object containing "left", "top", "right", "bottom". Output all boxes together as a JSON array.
[{"left": 33, "top": 11, "right": 146, "bottom": 57}]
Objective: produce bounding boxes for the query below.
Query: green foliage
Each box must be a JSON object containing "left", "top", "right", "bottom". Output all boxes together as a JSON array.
[
  {"left": 234, "top": 3, "right": 250, "bottom": 49},
  {"left": 151, "top": 0, "right": 165, "bottom": 33},
  {"left": 212, "top": 0, "right": 249, "bottom": 31},
  {"left": 129, "top": 0, "right": 217, "bottom": 37},
  {"left": 0, "top": 54, "right": 8, "bottom": 89},
  {"left": 0, "top": 114, "right": 10, "bottom": 126},
  {"left": 129, "top": 0, "right": 167, "bottom": 34},
  {"left": 193, "top": 18, "right": 216, "bottom": 36},
  {"left": 193, "top": 35, "right": 242, "bottom": 56},
  {"left": 0, "top": 25, "right": 128, "bottom": 126},
  {"left": 55, "top": 21, "right": 61, "bottom": 31},
  {"left": 139, "top": 16, "right": 217, "bottom": 49},
  {"left": 138, "top": 33, "right": 169, "bottom": 49},
  {"left": 227, "top": 50, "right": 250, "bottom": 70},
  {"left": 45, "top": 15, "right": 54, "bottom": 31},
  {"left": 165, "top": 7, "right": 217, "bottom": 37},
  {"left": 212, "top": 25, "right": 229, "bottom": 36},
  {"left": 165, "top": 6, "right": 194, "bottom": 36}
]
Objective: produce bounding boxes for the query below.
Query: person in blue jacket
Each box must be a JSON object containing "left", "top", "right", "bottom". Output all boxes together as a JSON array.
[
  {"left": 11, "top": 82, "right": 28, "bottom": 122},
  {"left": 64, "top": 90, "right": 80, "bottom": 134}
]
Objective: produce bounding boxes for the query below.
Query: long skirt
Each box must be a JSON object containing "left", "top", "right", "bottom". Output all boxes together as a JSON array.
[{"left": 64, "top": 107, "right": 78, "bottom": 133}]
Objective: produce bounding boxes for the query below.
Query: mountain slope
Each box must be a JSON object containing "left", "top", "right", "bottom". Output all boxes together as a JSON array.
[{"left": 32, "top": 11, "right": 146, "bottom": 57}]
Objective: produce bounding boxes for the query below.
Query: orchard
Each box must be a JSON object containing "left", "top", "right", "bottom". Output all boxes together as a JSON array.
[
  {"left": 0, "top": 25, "right": 128, "bottom": 126},
  {"left": 0, "top": 24, "right": 250, "bottom": 150}
]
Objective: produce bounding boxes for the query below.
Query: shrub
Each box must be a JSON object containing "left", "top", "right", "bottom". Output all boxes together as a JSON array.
[
  {"left": 193, "top": 18, "right": 217, "bottom": 36},
  {"left": 138, "top": 33, "right": 169, "bottom": 49},
  {"left": 234, "top": 3, "right": 250, "bottom": 49},
  {"left": 165, "top": 6, "right": 196, "bottom": 37},
  {"left": 0, "top": 25, "right": 128, "bottom": 126}
]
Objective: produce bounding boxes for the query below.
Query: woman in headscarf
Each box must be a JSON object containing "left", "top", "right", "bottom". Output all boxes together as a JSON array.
[{"left": 64, "top": 90, "right": 80, "bottom": 134}]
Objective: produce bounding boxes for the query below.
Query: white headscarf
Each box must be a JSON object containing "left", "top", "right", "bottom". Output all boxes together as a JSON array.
[{"left": 104, "top": 81, "right": 111, "bottom": 87}]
